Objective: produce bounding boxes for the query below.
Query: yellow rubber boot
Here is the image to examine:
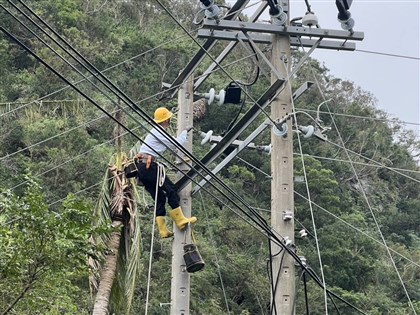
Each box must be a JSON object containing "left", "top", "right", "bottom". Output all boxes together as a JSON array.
[
  {"left": 156, "top": 216, "right": 174, "bottom": 238},
  {"left": 169, "top": 207, "right": 197, "bottom": 230}
]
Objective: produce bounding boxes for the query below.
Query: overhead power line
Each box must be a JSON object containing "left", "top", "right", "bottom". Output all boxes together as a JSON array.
[
  {"left": 302, "top": 50, "right": 419, "bottom": 314},
  {"left": 1, "top": 1, "right": 286, "bottom": 256},
  {"left": 0, "top": 27, "right": 199, "bottom": 118},
  {"left": 294, "top": 191, "right": 420, "bottom": 269},
  {"left": 298, "top": 108, "right": 420, "bottom": 128},
  {"left": 3, "top": 2, "right": 412, "bottom": 313},
  {"left": 355, "top": 49, "right": 420, "bottom": 61}
]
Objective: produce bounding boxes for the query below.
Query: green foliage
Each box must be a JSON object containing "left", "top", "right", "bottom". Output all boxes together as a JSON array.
[
  {"left": 0, "top": 183, "right": 96, "bottom": 314},
  {"left": 0, "top": 0, "right": 419, "bottom": 313}
]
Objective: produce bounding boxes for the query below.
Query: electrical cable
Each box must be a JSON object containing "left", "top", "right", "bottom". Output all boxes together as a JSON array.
[
  {"left": 294, "top": 191, "right": 420, "bottom": 268},
  {"left": 234, "top": 16, "right": 260, "bottom": 87},
  {"left": 198, "top": 191, "right": 231, "bottom": 314},
  {"left": 0, "top": 0, "right": 265, "bottom": 119},
  {"left": 0, "top": 20, "right": 210, "bottom": 206},
  {"left": 305, "top": 267, "right": 360, "bottom": 314},
  {"left": 248, "top": 200, "right": 420, "bottom": 270},
  {"left": 222, "top": 94, "right": 246, "bottom": 135},
  {"left": 324, "top": 139, "right": 420, "bottom": 184},
  {"left": 270, "top": 249, "right": 286, "bottom": 315},
  {"left": 154, "top": 0, "right": 310, "bottom": 128},
  {"left": 2, "top": 4, "right": 395, "bottom": 313},
  {"left": 304, "top": 0, "right": 312, "bottom": 13},
  {"left": 0, "top": 17, "right": 278, "bottom": 255},
  {"left": 267, "top": 238, "right": 278, "bottom": 315},
  {"left": 303, "top": 272, "right": 310, "bottom": 315},
  {"left": 0, "top": 25, "right": 202, "bottom": 118},
  {"left": 3, "top": 1, "right": 239, "bottom": 207},
  {"left": 236, "top": 156, "right": 271, "bottom": 178},
  {"left": 1, "top": 51, "right": 262, "bottom": 162},
  {"left": 0, "top": 49, "right": 261, "bottom": 122},
  {"left": 298, "top": 108, "right": 420, "bottom": 128},
  {"left": 290, "top": 270, "right": 309, "bottom": 315},
  {"left": 283, "top": 58, "right": 329, "bottom": 314},
  {"left": 355, "top": 49, "right": 420, "bottom": 61},
  {"left": 8, "top": 125, "right": 139, "bottom": 191},
  {"left": 4, "top": 0, "right": 187, "bottom": 160},
  {"left": 295, "top": 153, "right": 420, "bottom": 175},
  {"left": 299, "top": 39, "right": 418, "bottom": 315},
  {"left": 144, "top": 163, "right": 162, "bottom": 315},
  {"left": 266, "top": 0, "right": 280, "bottom": 15}
]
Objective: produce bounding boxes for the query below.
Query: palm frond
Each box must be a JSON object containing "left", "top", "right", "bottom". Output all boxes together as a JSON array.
[
  {"left": 91, "top": 150, "right": 147, "bottom": 314},
  {"left": 124, "top": 197, "right": 144, "bottom": 314},
  {"left": 90, "top": 165, "right": 115, "bottom": 296}
]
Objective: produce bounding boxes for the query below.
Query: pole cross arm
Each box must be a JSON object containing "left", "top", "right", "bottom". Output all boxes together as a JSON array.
[
  {"left": 201, "top": 19, "right": 364, "bottom": 41},
  {"left": 197, "top": 29, "right": 358, "bottom": 51},
  {"left": 191, "top": 119, "right": 271, "bottom": 195},
  {"left": 174, "top": 78, "right": 285, "bottom": 191},
  {"left": 188, "top": 80, "right": 314, "bottom": 193}
]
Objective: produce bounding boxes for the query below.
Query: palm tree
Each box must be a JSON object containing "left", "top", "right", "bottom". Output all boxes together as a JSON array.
[
  {"left": 89, "top": 100, "right": 206, "bottom": 313},
  {"left": 90, "top": 109, "right": 143, "bottom": 314}
]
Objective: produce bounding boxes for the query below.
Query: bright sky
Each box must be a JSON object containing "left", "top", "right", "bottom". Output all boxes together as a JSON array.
[{"left": 226, "top": 0, "right": 420, "bottom": 135}]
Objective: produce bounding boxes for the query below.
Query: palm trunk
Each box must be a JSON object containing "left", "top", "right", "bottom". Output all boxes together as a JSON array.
[{"left": 92, "top": 221, "right": 123, "bottom": 315}]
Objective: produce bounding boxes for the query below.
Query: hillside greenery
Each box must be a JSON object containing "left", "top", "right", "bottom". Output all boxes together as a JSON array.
[{"left": 1, "top": 0, "right": 419, "bottom": 314}]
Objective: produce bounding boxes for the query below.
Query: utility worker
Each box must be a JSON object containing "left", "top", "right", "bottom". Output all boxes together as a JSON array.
[{"left": 136, "top": 107, "right": 197, "bottom": 238}]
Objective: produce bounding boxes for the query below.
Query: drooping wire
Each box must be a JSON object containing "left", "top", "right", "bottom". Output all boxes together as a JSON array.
[
  {"left": 198, "top": 191, "right": 231, "bottom": 314},
  {"left": 1, "top": 4, "right": 385, "bottom": 313},
  {"left": 222, "top": 94, "right": 246, "bottom": 135},
  {"left": 1, "top": 52, "right": 263, "bottom": 164},
  {"left": 267, "top": 238, "right": 278, "bottom": 315},
  {"left": 303, "top": 272, "right": 310, "bottom": 315},
  {"left": 8, "top": 124, "right": 139, "bottom": 191},
  {"left": 0, "top": 8, "right": 280, "bottom": 259},
  {"left": 269, "top": 249, "right": 287, "bottom": 315},
  {"left": 294, "top": 191, "right": 420, "bottom": 269},
  {"left": 154, "top": 0, "right": 285, "bottom": 128},
  {"left": 297, "top": 37, "right": 418, "bottom": 315},
  {"left": 290, "top": 270, "right": 310, "bottom": 315},
  {"left": 324, "top": 139, "right": 420, "bottom": 183},
  {"left": 3, "top": 0, "right": 186, "bottom": 160},
  {"left": 144, "top": 163, "right": 163, "bottom": 315},
  {"left": 282, "top": 57, "right": 329, "bottom": 314}
]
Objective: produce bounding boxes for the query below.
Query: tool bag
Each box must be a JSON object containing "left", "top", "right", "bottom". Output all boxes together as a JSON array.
[{"left": 123, "top": 159, "right": 138, "bottom": 178}]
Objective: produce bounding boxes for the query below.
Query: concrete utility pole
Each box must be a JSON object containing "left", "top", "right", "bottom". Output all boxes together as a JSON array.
[
  {"left": 171, "top": 75, "right": 194, "bottom": 315},
  {"left": 270, "top": 11, "right": 295, "bottom": 315},
  {"left": 168, "top": 2, "right": 362, "bottom": 314}
]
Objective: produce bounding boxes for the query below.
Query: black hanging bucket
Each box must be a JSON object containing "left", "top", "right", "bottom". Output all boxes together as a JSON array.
[{"left": 183, "top": 243, "right": 205, "bottom": 273}]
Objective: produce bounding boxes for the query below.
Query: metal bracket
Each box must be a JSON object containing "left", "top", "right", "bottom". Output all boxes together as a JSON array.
[{"left": 282, "top": 211, "right": 294, "bottom": 221}]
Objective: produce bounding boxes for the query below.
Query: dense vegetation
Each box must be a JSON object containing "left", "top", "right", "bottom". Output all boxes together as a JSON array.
[{"left": 1, "top": 0, "right": 419, "bottom": 314}]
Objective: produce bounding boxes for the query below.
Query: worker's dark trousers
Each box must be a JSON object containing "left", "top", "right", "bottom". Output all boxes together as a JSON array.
[{"left": 136, "top": 161, "right": 180, "bottom": 216}]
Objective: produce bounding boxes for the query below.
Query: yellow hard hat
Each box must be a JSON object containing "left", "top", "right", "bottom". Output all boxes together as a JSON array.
[{"left": 153, "top": 107, "right": 173, "bottom": 123}]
